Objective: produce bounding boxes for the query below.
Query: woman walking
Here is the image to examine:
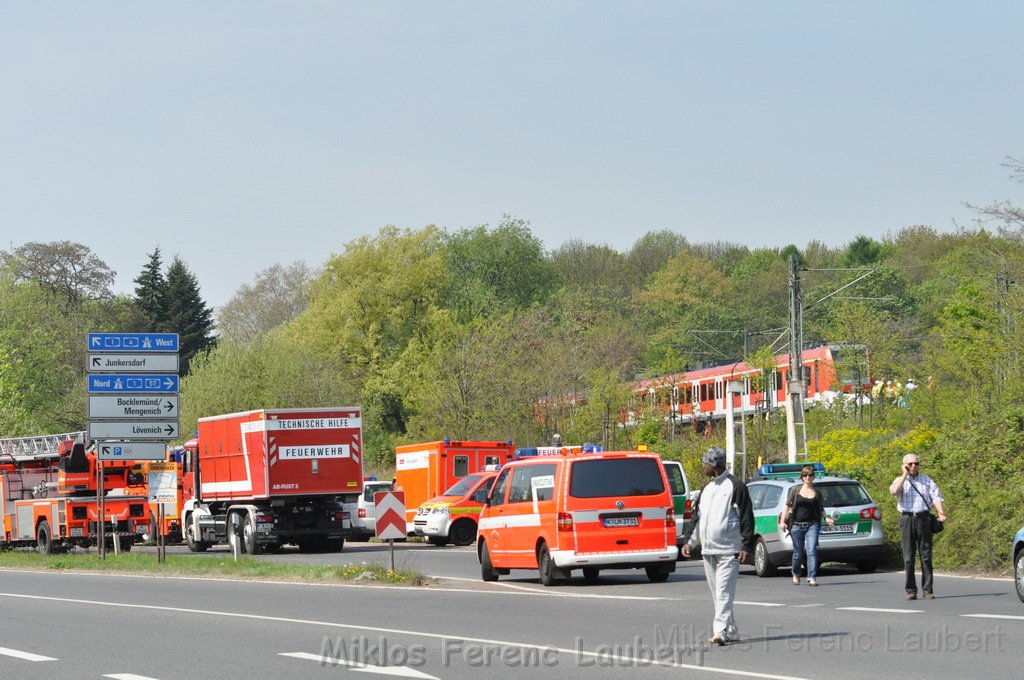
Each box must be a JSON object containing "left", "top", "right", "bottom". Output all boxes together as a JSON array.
[{"left": 785, "top": 466, "right": 834, "bottom": 586}]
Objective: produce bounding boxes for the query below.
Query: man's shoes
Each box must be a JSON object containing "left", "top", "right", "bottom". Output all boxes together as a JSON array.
[
  {"left": 923, "top": 591, "right": 935, "bottom": 600},
  {"left": 708, "top": 634, "right": 728, "bottom": 646},
  {"left": 906, "top": 590, "right": 918, "bottom": 600}
]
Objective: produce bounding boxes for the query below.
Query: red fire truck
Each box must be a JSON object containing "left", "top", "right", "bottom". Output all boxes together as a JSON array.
[
  {"left": 1, "top": 433, "right": 148, "bottom": 553},
  {"left": 179, "top": 407, "right": 363, "bottom": 554}
]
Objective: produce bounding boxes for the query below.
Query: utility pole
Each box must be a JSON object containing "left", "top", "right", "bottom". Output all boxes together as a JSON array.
[{"left": 785, "top": 255, "right": 806, "bottom": 463}]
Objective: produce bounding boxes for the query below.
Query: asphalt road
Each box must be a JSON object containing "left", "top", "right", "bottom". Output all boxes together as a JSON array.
[{"left": 2, "top": 541, "right": 1022, "bottom": 680}]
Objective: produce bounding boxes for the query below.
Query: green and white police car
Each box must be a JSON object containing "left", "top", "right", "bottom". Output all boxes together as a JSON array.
[{"left": 748, "top": 462, "right": 884, "bottom": 577}]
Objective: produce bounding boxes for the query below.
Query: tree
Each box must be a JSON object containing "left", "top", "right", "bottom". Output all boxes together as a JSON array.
[
  {"left": 217, "top": 261, "right": 316, "bottom": 342},
  {"left": 133, "top": 248, "right": 166, "bottom": 331},
  {"left": 549, "top": 240, "right": 633, "bottom": 304},
  {"left": 161, "top": 256, "right": 216, "bottom": 376},
  {"left": 442, "top": 216, "right": 558, "bottom": 318},
  {"left": 843, "top": 235, "right": 885, "bottom": 266},
  {"left": 626, "top": 230, "right": 688, "bottom": 282},
  {"left": 0, "top": 240, "right": 115, "bottom": 309}
]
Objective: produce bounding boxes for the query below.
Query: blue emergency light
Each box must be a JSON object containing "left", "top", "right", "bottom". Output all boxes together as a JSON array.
[
  {"left": 757, "top": 462, "right": 826, "bottom": 478},
  {"left": 513, "top": 448, "right": 539, "bottom": 459}
]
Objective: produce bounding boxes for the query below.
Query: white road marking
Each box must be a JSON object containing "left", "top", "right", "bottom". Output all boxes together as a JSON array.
[
  {"left": 962, "top": 614, "right": 1024, "bottom": 621},
  {"left": 0, "top": 592, "right": 809, "bottom": 680},
  {"left": 104, "top": 674, "right": 162, "bottom": 680},
  {"left": 836, "top": 607, "right": 922, "bottom": 614},
  {"left": 281, "top": 652, "right": 439, "bottom": 678},
  {"left": 490, "top": 580, "right": 667, "bottom": 600},
  {"left": 735, "top": 601, "right": 786, "bottom": 607},
  {"left": 0, "top": 647, "right": 56, "bottom": 662}
]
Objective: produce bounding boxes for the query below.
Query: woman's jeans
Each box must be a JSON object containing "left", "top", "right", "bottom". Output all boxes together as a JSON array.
[{"left": 790, "top": 523, "right": 821, "bottom": 579}]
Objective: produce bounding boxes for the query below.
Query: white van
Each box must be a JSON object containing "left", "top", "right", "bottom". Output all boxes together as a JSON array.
[{"left": 350, "top": 479, "right": 395, "bottom": 541}]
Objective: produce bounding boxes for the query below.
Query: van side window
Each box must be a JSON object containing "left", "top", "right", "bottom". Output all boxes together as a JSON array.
[
  {"left": 484, "top": 455, "right": 501, "bottom": 466},
  {"left": 748, "top": 484, "right": 767, "bottom": 510},
  {"left": 508, "top": 464, "right": 557, "bottom": 504},
  {"left": 762, "top": 486, "right": 782, "bottom": 510},
  {"left": 453, "top": 455, "right": 469, "bottom": 477},
  {"left": 489, "top": 469, "right": 512, "bottom": 506}
]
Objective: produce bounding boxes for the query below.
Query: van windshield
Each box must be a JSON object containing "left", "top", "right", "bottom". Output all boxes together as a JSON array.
[
  {"left": 569, "top": 458, "right": 665, "bottom": 498},
  {"left": 443, "top": 474, "right": 485, "bottom": 497}
]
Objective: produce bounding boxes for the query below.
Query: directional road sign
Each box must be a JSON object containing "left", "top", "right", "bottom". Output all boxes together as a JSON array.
[
  {"left": 89, "top": 421, "right": 180, "bottom": 440},
  {"left": 374, "top": 490, "right": 407, "bottom": 540},
  {"left": 88, "top": 332, "right": 179, "bottom": 352},
  {"left": 88, "top": 374, "right": 180, "bottom": 393},
  {"left": 97, "top": 441, "right": 168, "bottom": 461},
  {"left": 89, "top": 354, "right": 179, "bottom": 373},
  {"left": 89, "top": 395, "right": 179, "bottom": 419}
]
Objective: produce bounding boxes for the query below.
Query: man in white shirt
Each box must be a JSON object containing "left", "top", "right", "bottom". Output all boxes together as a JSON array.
[
  {"left": 889, "top": 454, "right": 946, "bottom": 600},
  {"left": 681, "top": 447, "right": 755, "bottom": 645}
]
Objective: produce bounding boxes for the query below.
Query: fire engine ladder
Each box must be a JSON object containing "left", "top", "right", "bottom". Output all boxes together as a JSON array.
[{"left": 0, "top": 432, "right": 87, "bottom": 463}]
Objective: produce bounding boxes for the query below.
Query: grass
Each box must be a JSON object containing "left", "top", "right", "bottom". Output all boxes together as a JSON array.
[{"left": 0, "top": 549, "right": 433, "bottom": 586}]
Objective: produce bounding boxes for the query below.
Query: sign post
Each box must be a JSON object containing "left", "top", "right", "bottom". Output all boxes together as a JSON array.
[
  {"left": 374, "top": 491, "right": 406, "bottom": 572},
  {"left": 88, "top": 332, "right": 180, "bottom": 558}
]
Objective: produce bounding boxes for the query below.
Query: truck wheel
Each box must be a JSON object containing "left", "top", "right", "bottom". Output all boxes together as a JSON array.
[
  {"left": 538, "top": 542, "right": 563, "bottom": 587},
  {"left": 323, "top": 538, "right": 344, "bottom": 552},
  {"left": 242, "top": 513, "right": 258, "bottom": 555},
  {"left": 185, "top": 519, "right": 209, "bottom": 552},
  {"left": 754, "top": 537, "right": 778, "bottom": 577},
  {"left": 36, "top": 520, "right": 53, "bottom": 555},
  {"left": 449, "top": 520, "right": 476, "bottom": 547},
  {"left": 480, "top": 541, "right": 499, "bottom": 582}
]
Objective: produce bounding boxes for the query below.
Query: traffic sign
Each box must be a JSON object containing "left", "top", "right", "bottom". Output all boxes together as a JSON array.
[
  {"left": 89, "top": 354, "right": 179, "bottom": 373},
  {"left": 89, "top": 395, "right": 179, "bottom": 419},
  {"left": 97, "top": 441, "right": 168, "bottom": 461},
  {"left": 88, "top": 374, "right": 179, "bottom": 393},
  {"left": 88, "top": 333, "right": 179, "bottom": 352},
  {"left": 374, "top": 490, "right": 407, "bottom": 540},
  {"left": 88, "top": 421, "right": 180, "bottom": 440}
]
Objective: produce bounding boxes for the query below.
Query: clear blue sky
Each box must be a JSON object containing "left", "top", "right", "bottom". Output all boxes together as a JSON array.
[{"left": 2, "top": 2, "right": 1021, "bottom": 308}]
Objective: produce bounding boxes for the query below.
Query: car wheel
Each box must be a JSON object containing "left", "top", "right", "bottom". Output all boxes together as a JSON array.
[
  {"left": 754, "top": 537, "right": 778, "bottom": 577},
  {"left": 538, "top": 542, "right": 561, "bottom": 587},
  {"left": 480, "top": 541, "right": 499, "bottom": 582},
  {"left": 855, "top": 560, "right": 878, "bottom": 574},
  {"left": 645, "top": 566, "right": 671, "bottom": 583},
  {"left": 1015, "top": 548, "right": 1024, "bottom": 604},
  {"left": 449, "top": 520, "right": 476, "bottom": 546}
]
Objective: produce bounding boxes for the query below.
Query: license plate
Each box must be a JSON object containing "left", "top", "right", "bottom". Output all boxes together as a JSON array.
[
  {"left": 602, "top": 516, "right": 639, "bottom": 528},
  {"left": 822, "top": 523, "right": 855, "bottom": 534},
  {"left": 70, "top": 528, "right": 83, "bottom": 537}
]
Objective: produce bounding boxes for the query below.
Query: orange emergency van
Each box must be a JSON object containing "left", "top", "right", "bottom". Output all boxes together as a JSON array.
[{"left": 476, "top": 448, "right": 676, "bottom": 585}]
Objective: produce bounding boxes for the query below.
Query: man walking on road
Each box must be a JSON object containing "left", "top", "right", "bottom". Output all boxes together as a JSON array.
[
  {"left": 890, "top": 453, "right": 946, "bottom": 600},
  {"left": 681, "top": 447, "right": 755, "bottom": 646}
]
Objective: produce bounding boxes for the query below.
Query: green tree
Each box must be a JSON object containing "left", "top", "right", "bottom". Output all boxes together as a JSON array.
[
  {"left": 626, "top": 230, "right": 688, "bottom": 283},
  {"left": 133, "top": 248, "right": 166, "bottom": 331},
  {"left": 217, "top": 261, "right": 315, "bottom": 342},
  {"left": 161, "top": 256, "right": 216, "bottom": 376},
  {"left": 1, "top": 240, "right": 116, "bottom": 310}
]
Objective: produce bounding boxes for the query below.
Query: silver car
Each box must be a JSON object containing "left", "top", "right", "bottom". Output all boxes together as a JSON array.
[{"left": 748, "top": 467, "right": 884, "bottom": 577}]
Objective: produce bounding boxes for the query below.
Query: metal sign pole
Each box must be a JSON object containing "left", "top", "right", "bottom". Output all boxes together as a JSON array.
[
  {"left": 158, "top": 505, "right": 165, "bottom": 564},
  {"left": 389, "top": 538, "right": 395, "bottom": 572},
  {"left": 98, "top": 464, "right": 105, "bottom": 559}
]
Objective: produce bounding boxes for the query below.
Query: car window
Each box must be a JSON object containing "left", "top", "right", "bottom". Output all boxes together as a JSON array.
[
  {"left": 443, "top": 473, "right": 485, "bottom": 497},
  {"left": 569, "top": 458, "right": 665, "bottom": 498},
  {"left": 819, "top": 482, "right": 871, "bottom": 507},
  {"left": 663, "top": 463, "right": 687, "bottom": 495},
  {"left": 762, "top": 485, "right": 783, "bottom": 510},
  {"left": 508, "top": 464, "right": 557, "bottom": 503},
  {"left": 363, "top": 483, "right": 391, "bottom": 502},
  {"left": 453, "top": 455, "right": 469, "bottom": 477},
  {"left": 489, "top": 468, "right": 512, "bottom": 506},
  {"left": 748, "top": 484, "right": 767, "bottom": 509}
]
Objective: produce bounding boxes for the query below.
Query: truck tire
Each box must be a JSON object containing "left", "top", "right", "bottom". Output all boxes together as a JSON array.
[
  {"left": 36, "top": 520, "right": 53, "bottom": 555},
  {"left": 449, "top": 519, "right": 476, "bottom": 547},
  {"left": 242, "top": 513, "right": 258, "bottom": 555},
  {"left": 185, "top": 515, "right": 210, "bottom": 552},
  {"left": 324, "top": 538, "right": 344, "bottom": 552},
  {"left": 226, "top": 512, "right": 245, "bottom": 555}
]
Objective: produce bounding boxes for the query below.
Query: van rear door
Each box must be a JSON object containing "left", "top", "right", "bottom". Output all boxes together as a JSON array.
[{"left": 567, "top": 456, "right": 671, "bottom": 554}]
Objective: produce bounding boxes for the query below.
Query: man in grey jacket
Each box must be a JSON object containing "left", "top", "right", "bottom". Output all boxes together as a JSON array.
[{"left": 681, "top": 447, "right": 756, "bottom": 646}]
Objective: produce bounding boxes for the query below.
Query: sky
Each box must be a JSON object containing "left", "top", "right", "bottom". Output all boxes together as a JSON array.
[{"left": 2, "top": 2, "right": 1022, "bottom": 309}]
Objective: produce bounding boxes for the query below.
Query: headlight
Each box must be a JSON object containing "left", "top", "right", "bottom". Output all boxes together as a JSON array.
[{"left": 431, "top": 507, "right": 450, "bottom": 515}]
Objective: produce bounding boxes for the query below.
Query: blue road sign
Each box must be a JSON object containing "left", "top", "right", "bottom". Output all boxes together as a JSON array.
[
  {"left": 88, "top": 332, "right": 179, "bottom": 352},
  {"left": 88, "top": 374, "right": 180, "bottom": 393}
]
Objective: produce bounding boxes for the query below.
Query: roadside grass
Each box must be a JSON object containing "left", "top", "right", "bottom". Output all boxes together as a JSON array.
[{"left": 0, "top": 550, "right": 433, "bottom": 586}]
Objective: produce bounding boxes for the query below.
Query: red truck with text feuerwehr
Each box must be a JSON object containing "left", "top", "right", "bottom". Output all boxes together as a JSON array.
[{"left": 179, "top": 408, "right": 363, "bottom": 554}]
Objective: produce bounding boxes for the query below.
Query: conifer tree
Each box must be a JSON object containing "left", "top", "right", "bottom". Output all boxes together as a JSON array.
[
  {"left": 133, "top": 248, "right": 166, "bottom": 331},
  {"left": 162, "top": 256, "right": 216, "bottom": 375}
]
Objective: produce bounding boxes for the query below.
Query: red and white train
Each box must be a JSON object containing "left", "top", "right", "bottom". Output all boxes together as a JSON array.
[{"left": 630, "top": 344, "right": 871, "bottom": 427}]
